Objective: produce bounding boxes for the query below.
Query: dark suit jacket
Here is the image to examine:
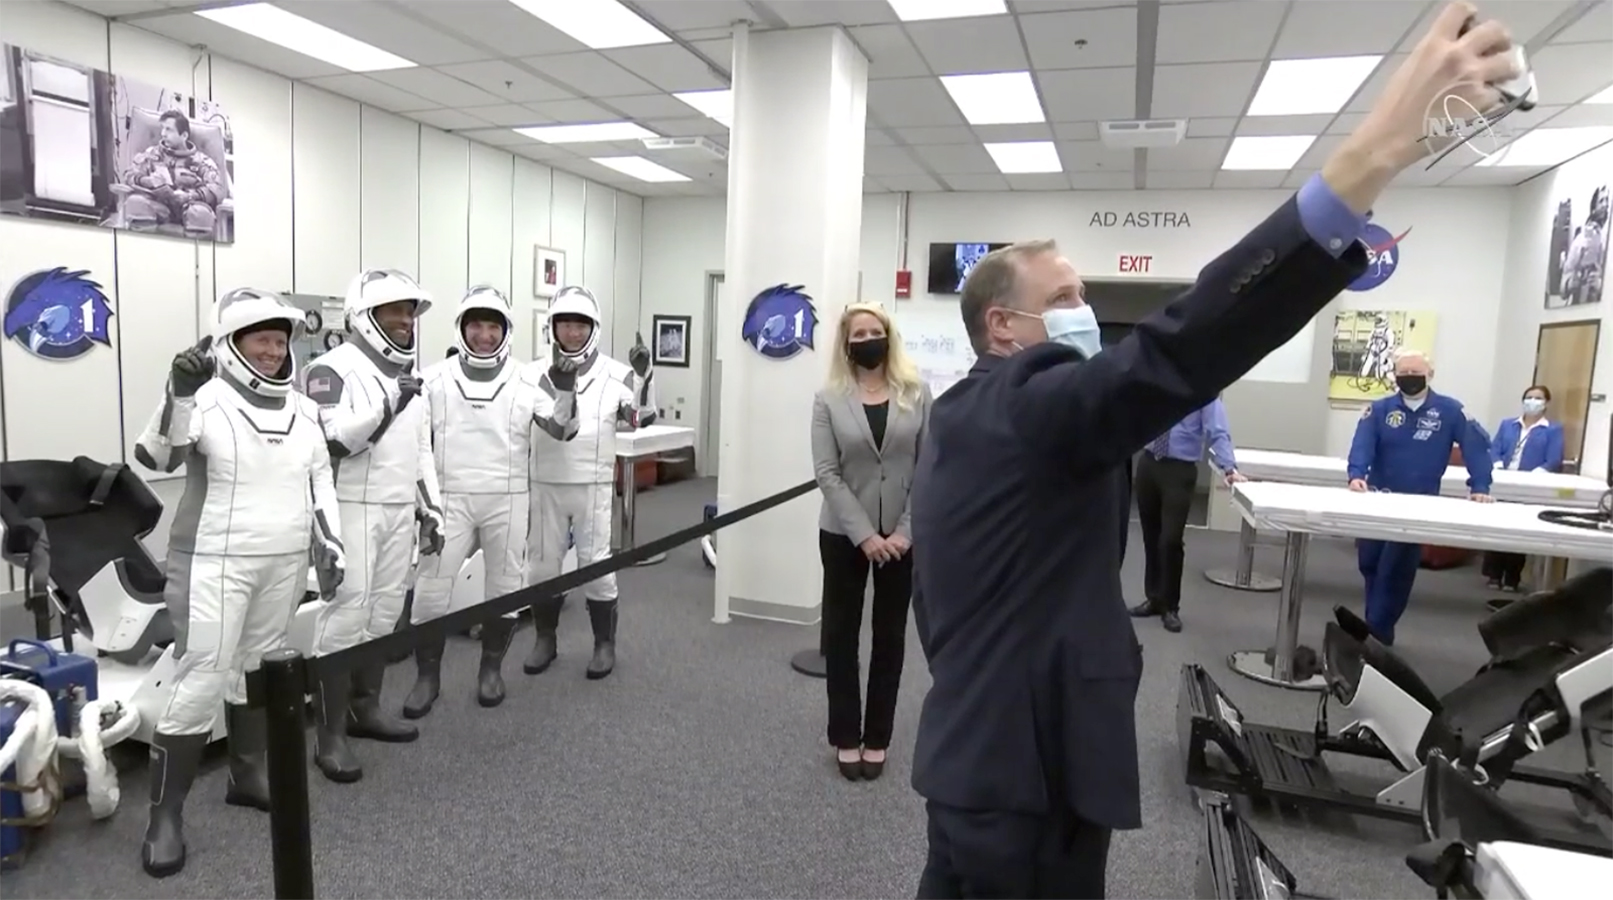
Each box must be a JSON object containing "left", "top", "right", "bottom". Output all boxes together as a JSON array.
[{"left": 908, "top": 197, "right": 1368, "bottom": 831}]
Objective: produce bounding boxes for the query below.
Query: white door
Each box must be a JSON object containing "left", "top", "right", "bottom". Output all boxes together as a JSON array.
[{"left": 701, "top": 274, "right": 725, "bottom": 477}]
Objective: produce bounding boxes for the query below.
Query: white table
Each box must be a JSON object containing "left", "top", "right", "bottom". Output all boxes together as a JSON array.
[
  {"left": 615, "top": 424, "right": 695, "bottom": 566},
  {"left": 1473, "top": 841, "right": 1613, "bottom": 898},
  {"left": 1225, "top": 481, "right": 1613, "bottom": 691}
]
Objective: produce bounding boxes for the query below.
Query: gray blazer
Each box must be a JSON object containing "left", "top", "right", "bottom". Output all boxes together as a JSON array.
[{"left": 811, "top": 384, "right": 932, "bottom": 545}]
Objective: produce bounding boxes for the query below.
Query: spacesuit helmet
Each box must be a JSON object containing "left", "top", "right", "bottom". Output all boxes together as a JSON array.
[
  {"left": 547, "top": 285, "right": 601, "bottom": 363},
  {"left": 212, "top": 287, "right": 305, "bottom": 399},
  {"left": 454, "top": 285, "right": 514, "bottom": 369},
  {"left": 344, "top": 268, "right": 432, "bottom": 365}
]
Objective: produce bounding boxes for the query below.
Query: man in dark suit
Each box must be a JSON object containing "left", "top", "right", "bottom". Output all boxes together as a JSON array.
[{"left": 906, "top": 6, "right": 1520, "bottom": 897}]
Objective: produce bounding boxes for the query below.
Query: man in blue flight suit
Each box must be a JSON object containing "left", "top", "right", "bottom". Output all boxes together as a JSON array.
[{"left": 1347, "top": 349, "right": 1493, "bottom": 645}]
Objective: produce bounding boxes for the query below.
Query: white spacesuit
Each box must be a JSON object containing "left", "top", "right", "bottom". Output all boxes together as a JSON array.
[
  {"left": 526, "top": 287, "right": 655, "bottom": 680},
  {"left": 132, "top": 288, "right": 346, "bottom": 879},
  {"left": 304, "top": 268, "right": 445, "bottom": 784},
  {"left": 403, "top": 286, "right": 579, "bottom": 718},
  {"left": 1360, "top": 315, "right": 1398, "bottom": 381}
]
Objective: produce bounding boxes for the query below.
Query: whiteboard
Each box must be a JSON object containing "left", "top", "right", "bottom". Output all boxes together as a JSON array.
[{"left": 893, "top": 302, "right": 975, "bottom": 397}]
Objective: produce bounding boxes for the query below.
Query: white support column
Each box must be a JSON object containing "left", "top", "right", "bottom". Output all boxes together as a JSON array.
[{"left": 714, "top": 24, "right": 869, "bottom": 625}]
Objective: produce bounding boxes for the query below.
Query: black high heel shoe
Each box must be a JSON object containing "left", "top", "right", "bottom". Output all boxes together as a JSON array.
[
  {"left": 860, "top": 752, "right": 885, "bottom": 781},
  {"left": 836, "top": 750, "right": 862, "bottom": 781}
]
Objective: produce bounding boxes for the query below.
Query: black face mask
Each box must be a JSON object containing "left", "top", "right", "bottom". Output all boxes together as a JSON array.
[
  {"left": 1396, "top": 374, "right": 1427, "bottom": 396},
  {"left": 848, "top": 337, "right": 889, "bottom": 370}
]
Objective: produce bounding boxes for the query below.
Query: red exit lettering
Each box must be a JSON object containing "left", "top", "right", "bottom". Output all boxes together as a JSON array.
[{"left": 1118, "top": 254, "right": 1154, "bottom": 273}]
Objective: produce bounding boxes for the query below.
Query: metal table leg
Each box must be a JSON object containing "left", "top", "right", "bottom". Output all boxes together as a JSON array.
[
  {"left": 1204, "top": 520, "right": 1283, "bottom": 592},
  {"left": 1226, "top": 531, "right": 1326, "bottom": 692},
  {"left": 619, "top": 458, "right": 667, "bottom": 566}
]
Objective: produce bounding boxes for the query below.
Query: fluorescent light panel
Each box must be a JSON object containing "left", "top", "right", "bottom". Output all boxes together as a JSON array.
[
  {"left": 590, "top": 156, "right": 691, "bottom": 183},
  {"left": 507, "top": 0, "right": 670, "bottom": 50},
  {"left": 195, "top": 3, "right": 415, "bottom": 72},
  {"left": 1247, "top": 55, "right": 1382, "bottom": 116},
  {"left": 1476, "top": 127, "right": 1613, "bottom": 167},
  {"left": 1586, "top": 83, "right": 1613, "bottom": 104},
  {"left": 984, "top": 141, "right": 1061, "bottom": 174},
  {"left": 515, "top": 122, "right": 657, "bottom": 144},
  {"left": 1222, "top": 135, "right": 1317, "bottom": 170},
  {"left": 888, "top": 0, "right": 1008, "bottom": 21},
  {"left": 674, "top": 90, "right": 732, "bottom": 127},
  {"left": 941, "top": 72, "right": 1044, "bottom": 126}
]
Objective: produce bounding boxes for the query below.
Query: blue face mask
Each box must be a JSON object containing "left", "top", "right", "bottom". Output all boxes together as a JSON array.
[{"left": 1043, "top": 305, "right": 1103, "bottom": 360}]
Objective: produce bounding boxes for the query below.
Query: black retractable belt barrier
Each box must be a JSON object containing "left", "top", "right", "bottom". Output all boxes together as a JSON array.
[{"left": 253, "top": 478, "right": 817, "bottom": 899}]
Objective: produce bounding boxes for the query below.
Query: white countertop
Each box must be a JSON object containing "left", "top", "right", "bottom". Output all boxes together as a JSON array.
[
  {"left": 1235, "top": 448, "right": 1606, "bottom": 509},
  {"left": 616, "top": 423, "right": 696, "bottom": 458}
]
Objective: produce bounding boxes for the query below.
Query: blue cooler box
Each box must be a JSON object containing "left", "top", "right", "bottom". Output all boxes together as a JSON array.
[{"left": 0, "top": 641, "right": 97, "bottom": 738}]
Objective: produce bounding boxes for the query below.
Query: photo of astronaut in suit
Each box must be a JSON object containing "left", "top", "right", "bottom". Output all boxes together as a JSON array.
[{"left": 1545, "top": 185, "right": 1607, "bottom": 309}]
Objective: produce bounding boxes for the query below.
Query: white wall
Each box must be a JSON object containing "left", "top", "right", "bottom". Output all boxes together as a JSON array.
[
  {"left": 642, "top": 184, "right": 1514, "bottom": 461},
  {"left": 0, "top": 0, "right": 644, "bottom": 472},
  {"left": 1493, "top": 140, "right": 1613, "bottom": 479}
]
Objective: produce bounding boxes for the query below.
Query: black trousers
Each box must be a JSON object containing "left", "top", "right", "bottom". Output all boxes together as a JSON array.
[
  {"left": 1482, "top": 551, "right": 1527, "bottom": 588},
  {"left": 820, "top": 530, "right": 913, "bottom": 751},
  {"left": 1135, "top": 454, "right": 1198, "bottom": 612},
  {"left": 917, "top": 801, "right": 1112, "bottom": 899}
]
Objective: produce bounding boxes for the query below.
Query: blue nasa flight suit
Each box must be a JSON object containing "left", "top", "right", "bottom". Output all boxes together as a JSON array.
[{"left": 1347, "top": 391, "right": 1493, "bottom": 645}]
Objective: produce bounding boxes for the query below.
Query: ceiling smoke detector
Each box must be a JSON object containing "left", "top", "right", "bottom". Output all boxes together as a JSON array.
[
  {"left": 639, "top": 136, "right": 728, "bottom": 163},
  {"left": 1100, "top": 119, "right": 1188, "bottom": 150}
]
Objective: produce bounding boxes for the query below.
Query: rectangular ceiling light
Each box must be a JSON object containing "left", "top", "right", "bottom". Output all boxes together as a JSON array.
[
  {"left": 940, "top": 72, "right": 1044, "bottom": 126},
  {"left": 984, "top": 141, "right": 1061, "bottom": 174},
  {"left": 1222, "top": 135, "right": 1317, "bottom": 170},
  {"left": 1247, "top": 55, "right": 1382, "bottom": 116},
  {"left": 674, "top": 89, "right": 733, "bottom": 128},
  {"left": 1586, "top": 83, "right": 1613, "bottom": 104},
  {"left": 515, "top": 122, "right": 657, "bottom": 144},
  {"left": 591, "top": 156, "right": 692, "bottom": 183},
  {"left": 888, "top": 0, "right": 1008, "bottom": 21},
  {"left": 507, "top": 0, "right": 670, "bottom": 50},
  {"left": 1476, "top": 126, "right": 1613, "bottom": 167},
  {"left": 195, "top": 3, "right": 415, "bottom": 72}
]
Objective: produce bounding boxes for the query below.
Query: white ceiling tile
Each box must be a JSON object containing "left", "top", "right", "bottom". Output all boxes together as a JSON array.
[
  {"left": 690, "top": 37, "right": 735, "bottom": 70},
  {"left": 1059, "top": 140, "right": 1135, "bottom": 173},
  {"left": 1547, "top": 104, "right": 1613, "bottom": 128},
  {"left": 881, "top": 174, "right": 945, "bottom": 192},
  {"left": 461, "top": 104, "right": 551, "bottom": 127},
  {"left": 1327, "top": 112, "right": 1369, "bottom": 134},
  {"left": 608, "top": 93, "right": 706, "bottom": 120},
  {"left": 278, "top": 0, "right": 492, "bottom": 66},
  {"left": 864, "top": 176, "right": 888, "bottom": 193},
  {"left": 549, "top": 140, "right": 639, "bottom": 158},
  {"left": 527, "top": 98, "right": 620, "bottom": 124},
  {"left": 603, "top": 45, "right": 727, "bottom": 93},
  {"left": 1531, "top": 42, "right": 1613, "bottom": 105},
  {"left": 456, "top": 127, "right": 537, "bottom": 146},
  {"left": 303, "top": 73, "right": 437, "bottom": 113},
  {"left": 1147, "top": 170, "right": 1216, "bottom": 189},
  {"left": 1344, "top": 55, "right": 1406, "bottom": 113},
  {"left": 868, "top": 77, "right": 965, "bottom": 127},
  {"left": 510, "top": 142, "right": 577, "bottom": 162},
  {"left": 408, "top": 108, "right": 492, "bottom": 131},
  {"left": 1148, "top": 136, "right": 1230, "bottom": 170},
  {"left": 972, "top": 123, "right": 1054, "bottom": 142},
  {"left": 1019, "top": 0, "right": 1144, "bottom": 9},
  {"left": 905, "top": 16, "right": 1028, "bottom": 75},
  {"left": 1404, "top": 1, "right": 1583, "bottom": 49},
  {"left": 134, "top": 14, "right": 347, "bottom": 79},
  {"left": 896, "top": 126, "right": 979, "bottom": 144},
  {"left": 644, "top": 117, "right": 729, "bottom": 137},
  {"left": 431, "top": 60, "right": 575, "bottom": 104},
  {"left": 1394, "top": 165, "right": 1461, "bottom": 187},
  {"left": 635, "top": 1, "right": 758, "bottom": 31},
  {"left": 1188, "top": 117, "right": 1237, "bottom": 138},
  {"left": 1236, "top": 114, "right": 1335, "bottom": 137},
  {"left": 680, "top": 27, "right": 739, "bottom": 42},
  {"left": 867, "top": 129, "right": 897, "bottom": 146},
  {"left": 362, "top": 68, "right": 503, "bottom": 108},
  {"left": 865, "top": 146, "right": 928, "bottom": 177},
  {"left": 1214, "top": 170, "right": 1288, "bottom": 188},
  {"left": 941, "top": 173, "right": 1011, "bottom": 191},
  {"left": 1067, "top": 172, "right": 1135, "bottom": 190},
  {"left": 1442, "top": 165, "right": 1543, "bottom": 187},
  {"left": 520, "top": 52, "right": 658, "bottom": 97},
  {"left": 1271, "top": 1, "right": 1424, "bottom": 59},
  {"left": 1282, "top": 168, "right": 1317, "bottom": 189},
  {"left": 1549, "top": 2, "right": 1612, "bottom": 44},
  {"left": 1052, "top": 121, "right": 1101, "bottom": 140},
  {"left": 1022, "top": 7, "right": 1140, "bottom": 70},
  {"left": 768, "top": 1, "right": 900, "bottom": 27},
  {"left": 65, "top": 1, "right": 172, "bottom": 14},
  {"left": 1039, "top": 67, "right": 1137, "bottom": 121},
  {"left": 847, "top": 24, "right": 932, "bottom": 79},
  {"left": 912, "top": 143, "right": 1001, "bottom": 174},
  {"left": 1152, "top": 62, "right": 1261, "bottom": 118},
  {"left": 1296, "top": 135, "right": 1346, "bottom": 169},
  {"left": 1008, "top": 174, "right": 1070, "bottom": 191},
  {"left": 400, "top": 0, "right": 586, "bottom": 58},
  {"left": 1156, "top": 1, "right": 1284, "bottom": 64}
]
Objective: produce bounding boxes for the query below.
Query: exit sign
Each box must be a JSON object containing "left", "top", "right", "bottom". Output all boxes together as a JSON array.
[{"left": 1119, "top": 254, "right": 1154, "bottom": 274}]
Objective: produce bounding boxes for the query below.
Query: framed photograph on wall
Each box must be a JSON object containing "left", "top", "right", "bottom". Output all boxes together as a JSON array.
[
  {"left": 531, "top": 308, "right": 551, "bottom": 360},
  {"left": 534, "top": 246, "right": 565, "bottom": 299},
  {"left": 652, "top": 314, "right": 692, "bottom": 368}
]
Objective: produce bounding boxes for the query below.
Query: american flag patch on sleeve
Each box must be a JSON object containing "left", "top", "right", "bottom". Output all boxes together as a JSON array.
[{"left": 308, "top": 377, "right": 330, "bottom": 393}]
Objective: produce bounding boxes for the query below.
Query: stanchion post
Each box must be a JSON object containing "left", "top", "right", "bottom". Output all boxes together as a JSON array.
[
  {"left": 260, "top": 648, "right": 316, "bottom": 900},
  {"left": 789, "top": 618, "right": 828, "bottom": 679},
  {"left": 1269, "top": 532, "right": 1311, "bottom": 683}
]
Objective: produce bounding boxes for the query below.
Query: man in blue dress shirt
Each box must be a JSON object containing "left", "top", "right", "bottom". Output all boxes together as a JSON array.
[
  {"left": 1347, "top": 349, "right": 1493, "bottom": 645},
  {"left": 1130, "top": 400, "right": 1244, "bottom": 633}
]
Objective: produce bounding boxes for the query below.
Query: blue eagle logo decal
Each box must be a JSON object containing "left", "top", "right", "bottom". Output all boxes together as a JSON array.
[
  {"left": 741, "top": 284, "right": 818, "bottom": 361},
  {"left": 3, "top": 267, "right": 115, "bottom": 361}
]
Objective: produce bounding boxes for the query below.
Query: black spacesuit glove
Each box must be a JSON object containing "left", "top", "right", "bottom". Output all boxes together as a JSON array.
[
  {"left": 170, "top": 337, "right": 215, "bottom": 397},
  {"left": 396, "top": 370, "right": 423, "bottom": 411},
  {"left": 416, "top": 507, "right": 445, "bottom": 557},
  {"left": 548, "top": 345, "right": 580, "bottom": 393},
  {"left": 629, "top": 332, "right": 651, "bottom": 378}
]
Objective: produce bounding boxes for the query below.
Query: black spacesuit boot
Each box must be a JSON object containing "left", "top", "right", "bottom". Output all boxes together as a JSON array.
[
  {"left": 478, "top": 616, "right": 517, "bottom": 707},
  {"left": 387, "top": 592, "right": 416, "bottom": 664},
  {"left": 141, "top": 731, "right": 208, "bottom": 878},
  {"left": 313, "top": 671, "right": 363, "bottom": 783},
  {"left": 585, "top": 599, "right": 618, "bottom": 680},
  {"left": 223, "top": 703, "right": 271, "bottom": 811},
  {"left": 348, "top": 662, "right": 420, "bottom": 743},
  {"left": 523, "top": 594, "right": 564, "bottom": 674},
  {"left": 402, "top": 637, "right": 445, "bottom": 719}
]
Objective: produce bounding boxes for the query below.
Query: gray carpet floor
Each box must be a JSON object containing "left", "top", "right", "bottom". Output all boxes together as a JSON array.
[{"left": 2, "top": 477, "right": 1607, "bottom": 899}]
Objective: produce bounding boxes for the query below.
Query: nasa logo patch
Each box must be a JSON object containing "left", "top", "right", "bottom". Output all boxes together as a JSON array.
[{"left": 741, "top": 284, "right": 819, "bottom": 361}]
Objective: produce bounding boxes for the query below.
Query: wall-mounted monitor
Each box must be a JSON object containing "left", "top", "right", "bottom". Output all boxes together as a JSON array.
[{"left": 927, "top": 242, "right": 1007, "bottom": 295}]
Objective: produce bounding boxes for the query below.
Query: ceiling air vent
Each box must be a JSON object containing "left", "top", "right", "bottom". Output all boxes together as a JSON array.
[
  {"left": 639, "top": 135, "right": 728, "bottom": 163},
  {"left": 1099, "top": 119, "right": 1188, "bottom": 150}
]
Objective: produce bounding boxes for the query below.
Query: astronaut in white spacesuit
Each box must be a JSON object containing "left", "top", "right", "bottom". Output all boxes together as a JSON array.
[
  {"left": 403, "top": 286, "right": 579, "bottom": 717},
  {"left": 1360, "top": 314, "right": 1398, "bottom": 382},
  {"left": 304, "top": 268, "right": 445, "bottom": 784},
  {"left": 132, "top": 288, "right": 346, "bottom": 879},
  {"left": 525, "top": 287, "right": 657, "bottom": 681}
]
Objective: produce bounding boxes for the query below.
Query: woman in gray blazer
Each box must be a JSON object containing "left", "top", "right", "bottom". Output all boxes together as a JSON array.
[{"left": 811, "top": 302, "right": 932, "bottom": 782}]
